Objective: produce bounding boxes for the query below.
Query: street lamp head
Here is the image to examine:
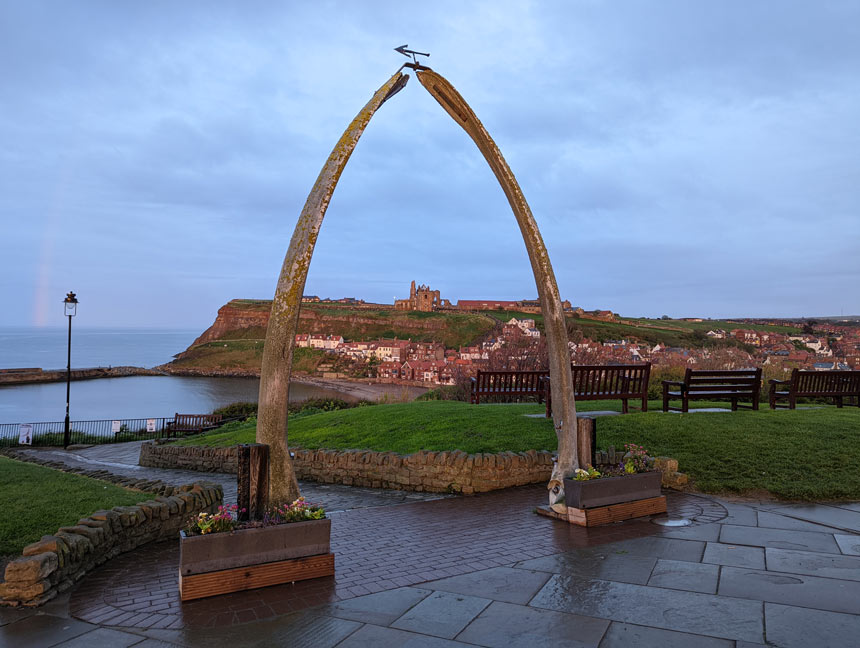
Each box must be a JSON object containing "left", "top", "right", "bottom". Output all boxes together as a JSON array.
[{"left": 64, "top": 291, "right": 78, "bottom": 317}]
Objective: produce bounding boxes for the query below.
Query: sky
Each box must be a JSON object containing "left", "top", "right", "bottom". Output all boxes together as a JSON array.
[{"left": 1, "top": 1, "right": 858, "bottom": 329}]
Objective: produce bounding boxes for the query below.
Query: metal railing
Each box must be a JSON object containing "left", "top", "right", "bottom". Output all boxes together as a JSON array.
[{"left": 0, "top": 417, "right": 174, "bottom": 447}]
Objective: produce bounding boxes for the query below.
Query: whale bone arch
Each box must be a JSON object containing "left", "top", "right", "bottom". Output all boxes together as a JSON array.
[{"left": 257, "top": 66, "right": 579, "bottom": 510}]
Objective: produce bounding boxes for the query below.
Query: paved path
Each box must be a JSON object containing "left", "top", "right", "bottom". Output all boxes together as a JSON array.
[{"left": 17, "top": 442, "right": 451, "bottom": 513}]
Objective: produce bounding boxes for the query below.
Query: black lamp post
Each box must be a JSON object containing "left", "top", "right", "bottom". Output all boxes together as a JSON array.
[{"left": 63, "top": 291, "right": 78, "bottom": 449}]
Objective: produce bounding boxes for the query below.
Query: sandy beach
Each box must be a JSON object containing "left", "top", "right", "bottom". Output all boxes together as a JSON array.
[{"left": 290, "top": 375, "right": 428, "bottom": 402}]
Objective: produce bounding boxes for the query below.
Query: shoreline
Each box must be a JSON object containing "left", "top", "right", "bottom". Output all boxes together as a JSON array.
[
  {"left": 290, "top": 375, "right": 428, "bottom": 402},
  {"left": 156, "top": 363, "right": 430, "bottom": 401}
]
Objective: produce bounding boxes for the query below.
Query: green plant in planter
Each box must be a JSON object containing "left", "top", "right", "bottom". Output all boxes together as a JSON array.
[
  {"left": 573, "top": 443, "right": 656, "bottom": 480},
  {"left": 184, "top": 498, "right": 325, "bottom": 536},
  {"left": 572, "top": 465, "right": 602, "bottom": 481}
]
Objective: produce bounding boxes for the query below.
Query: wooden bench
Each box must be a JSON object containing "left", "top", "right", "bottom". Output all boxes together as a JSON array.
[
  {"left": 662, "top": 368, "right": 762, "bottom": 412},
  {"left": 470, "top": 370, "right": 547, "bottom": 405},
  {"left": 165, "top": 413, "right": 223, "bottom": 438},
  {"left": 544, "top": 363, "right": 651, "bottom": 416},
  {"left": 769, "top": 369, "right": 860, "bottom": 409}
]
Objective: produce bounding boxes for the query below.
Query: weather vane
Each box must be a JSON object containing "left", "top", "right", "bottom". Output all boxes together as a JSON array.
[{"left": 394, "top": 44, "right": 430, "bottom": 67}]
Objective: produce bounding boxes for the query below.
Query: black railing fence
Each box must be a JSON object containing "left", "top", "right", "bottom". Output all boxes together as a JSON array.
[{"left": 1, "top": 417, "right": 174, "bottom": 447}]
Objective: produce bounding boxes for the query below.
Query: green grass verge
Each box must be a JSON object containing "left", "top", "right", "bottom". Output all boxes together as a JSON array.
[
  {"left": 175, "top": 400, "right": 860, "bottom": 501},
  {"left": 0, "top": 456, "right": 150, "bottom": 556}
]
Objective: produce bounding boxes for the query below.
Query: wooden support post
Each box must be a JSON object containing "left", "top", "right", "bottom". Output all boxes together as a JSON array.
[
  {"left": 237, "top": 444, "right": 270, "bottom": 521},
  {"left": 576, "top": 416, "right": 596, "bottom": 468}
]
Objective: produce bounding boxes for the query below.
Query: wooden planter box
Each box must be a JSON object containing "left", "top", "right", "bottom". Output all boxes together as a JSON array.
[
  {"left": 563, "top": 471, "right": 662, "bottom": 509},
  {"left": 535, "top": 471, "right": 667, "bottom": 527},
  {"left": 179, "top": 518, "right": 334, "bottom": 601}
]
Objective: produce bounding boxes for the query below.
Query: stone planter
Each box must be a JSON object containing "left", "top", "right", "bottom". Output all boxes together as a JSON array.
[
  {"left": 563, "top": 471, "right": 662, "bottom": 510},
  {"left": 178, "top": 518, "right": 334, "bottom": 601}
]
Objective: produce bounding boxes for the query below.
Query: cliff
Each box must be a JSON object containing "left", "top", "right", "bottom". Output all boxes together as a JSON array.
[
  {"left": 165, "top": 299, "right": 497, "bottom": 375},
  {"left": 191, "top": 300, "right": 271, "bottom": 346},
  {"left": 188, "top": 299, "right": 496, "bottom": 350}
]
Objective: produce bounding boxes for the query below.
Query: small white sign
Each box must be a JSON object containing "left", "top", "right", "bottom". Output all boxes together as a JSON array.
[
  {"left": 18, "top": 424, "right": 32, "bottom": 445},
  {"left": 111, "top": 420, "right": 122, "bottom": 434},
  {"left": 146, "top": 419, "right": 157, "bottom": 433}
]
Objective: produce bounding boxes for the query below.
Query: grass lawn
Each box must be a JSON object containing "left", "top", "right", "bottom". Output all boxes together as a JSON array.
[
  {"left": 0, "top": 456, "right": 150, "bottom": 557},
  {"left": 174, "top": 400, "right": 860, "bottom": 501}
]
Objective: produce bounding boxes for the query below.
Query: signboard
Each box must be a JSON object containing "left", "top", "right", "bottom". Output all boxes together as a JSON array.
[
  {"left": 18, "top": 424, "right": 33, "bottom": 445},
  {"left": 146, "top": 419, "right": 157, "bottom": 433},
  {"left": 111, "top": 420, "right": 122, "bottom": 434}
]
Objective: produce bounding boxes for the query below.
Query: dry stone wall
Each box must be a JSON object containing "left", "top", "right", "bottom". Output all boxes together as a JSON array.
[
  {"left": 139, "top": 442, "right": 553, "bottom": 494},
  {"left": 138, "top": 443, "right": 689, "bottom": 492}
]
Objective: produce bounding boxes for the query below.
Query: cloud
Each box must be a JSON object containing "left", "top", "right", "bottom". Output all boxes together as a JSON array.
[{"left": 1, "top": 1, "right": 859, "bottom": 327}]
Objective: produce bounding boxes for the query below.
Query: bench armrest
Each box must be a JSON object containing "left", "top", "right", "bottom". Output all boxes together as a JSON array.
[
  {"left": 470, "top": 377, "right": 476, "bottom": 384},
  {"left": 768, "top": 379, "right": 789, "bottom": 386},
  {"left": 662, "top": 380, "right": 684, "bottom": 387}
]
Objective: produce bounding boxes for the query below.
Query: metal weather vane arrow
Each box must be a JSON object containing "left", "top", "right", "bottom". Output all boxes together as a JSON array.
[{"left": 394, "top": 44, "right": 430, "bottom": 66}]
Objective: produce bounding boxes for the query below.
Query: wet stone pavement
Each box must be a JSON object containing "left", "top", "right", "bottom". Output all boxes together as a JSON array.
[{"left": 2, "top": 448, "right": 860, "bottom": 646}]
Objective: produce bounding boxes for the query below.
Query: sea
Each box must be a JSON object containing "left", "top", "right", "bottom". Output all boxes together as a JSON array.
[{"left": 0, "top": 327, "right": 349, "bottom": 424}]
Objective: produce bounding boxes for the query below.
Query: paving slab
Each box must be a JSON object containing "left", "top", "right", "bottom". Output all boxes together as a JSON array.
[
  {"left": 0, "top": 607, "right": 34, "bottom": 627},
  {"left": 137, "top": 608, "right": 358, "bottom": 648},
  {"left": 718, "top": 503, "right": 759, "bottom": 527},
  {"left": 530, "top": 575, "right": 764, "bottom": 642},
  {"left": 756, "top": 510, "right": 846, "bottom": 533},
  {"left": 424, "top": 567, "right": 551, "bottom": 605},
  {"left": 646, "top": 559, "right": 719, "bottom": 594},
  {"left": 764, "top": 602, "right": 860, "bottom": 648},
  {"left": 834, "top": 533, "right": 860, "bottom": 556},
  {"left": 766, "top": 547, "right": 860, "bottom": 581},
  {"left": 702, "top": 542, "right": 765, "bottom": 569},
  {"left": 335, "top": 623, "right": 467, "bottom": 647},
  {"left": 718, "top": 565, "right": 860, "bottom": 614},
  {"left": 52, "top": 627, "right": 148, "bottom": 647},
  {"left": 597, "top": 621, "right": 734, "bottom": 647},
  {"left": 757, "top": 504, "right": 860, "bottom": 533},
  {"left": 719, "top": 524, "right": 841, "bottom": 554},
  {"left": 593, "top": 536, "right": 705, "bottom": 562},
  {"left": 391, "top": 591, "right": 491, "bottom": 640},
  {"left": 515, "top": 551, "right": 657, "bottom": 585},
  {"left": 653, "top": 522, "right": 721, "bottom": 542},
  {"left": 456, "top": 600, "right": 609, "bottom": 648},
  {"left": 322, "top": 587, "right": 431, "bottom": 626},
  {"left": 0, "top": 615, "right": 95, "bottom": 648}
]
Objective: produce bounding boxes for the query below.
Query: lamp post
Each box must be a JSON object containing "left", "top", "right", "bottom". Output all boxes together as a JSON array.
[{"left": 63, "top": 291, "right": 78, "bottom": 449}]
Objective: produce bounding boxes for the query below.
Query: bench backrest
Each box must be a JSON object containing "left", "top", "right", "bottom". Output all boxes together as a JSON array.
[
  {"left": 683, "top": 368, "right": 761, "bottom": 393},
  {"left": 570, "top": 364, "right": 651, "bottom": 397},
  {"left": 791, "top": 369, "right": 860, "bottom": 395},
  {"left": 474, "top": 370, "right": 546, "bottom": 393}
]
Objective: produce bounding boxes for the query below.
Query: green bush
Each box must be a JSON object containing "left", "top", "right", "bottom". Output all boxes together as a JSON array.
[
  {"left": 416, "top": 385, "right": 463, "bottom": 401},
  {"left": 647, "top": 366, "right": 687, "bottom": 400},
  {"left": 213, "top": 398, "right": 375, "bottom": 421},
  {"left": 212, "top": 401, "right": 259, "bottom": 419}
]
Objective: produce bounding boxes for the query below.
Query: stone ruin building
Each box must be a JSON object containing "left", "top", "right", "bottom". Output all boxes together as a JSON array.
[{"left": 394, "top": 280, "right": 451, "bottom": 311}]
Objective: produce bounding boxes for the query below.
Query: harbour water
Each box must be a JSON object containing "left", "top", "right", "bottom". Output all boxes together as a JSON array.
[{"left": 0, "top": 328, "right": 350, "bottom": 423}]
